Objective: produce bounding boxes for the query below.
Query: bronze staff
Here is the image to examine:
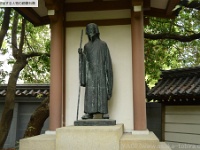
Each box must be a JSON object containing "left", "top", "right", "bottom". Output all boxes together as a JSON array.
[{"left": 76, "top": 29, "right": 83, "bottom": 121}]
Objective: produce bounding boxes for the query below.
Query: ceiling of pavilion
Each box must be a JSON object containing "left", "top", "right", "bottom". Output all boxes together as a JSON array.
[
  {"left": 65, "top": 0, "right": 169, "bottom": 10},
  {"left": 15, "top": 0, "right": 180, "bottom": 26}
]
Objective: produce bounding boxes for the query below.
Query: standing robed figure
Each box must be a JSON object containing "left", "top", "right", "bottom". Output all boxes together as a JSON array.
[{"left": 78, "top": 23, "right": 113, "bottom": 119}]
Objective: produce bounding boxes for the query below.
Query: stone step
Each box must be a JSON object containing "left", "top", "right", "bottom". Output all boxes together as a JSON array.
[
  {"left": 159, "top": 142, "right": 171, "bottom": 150},
  {"left": 20, "top": 134, "right": 56, "bottom": 150},
  {"left": 120, "top": 132, "right": 160, "bottom": 150}
]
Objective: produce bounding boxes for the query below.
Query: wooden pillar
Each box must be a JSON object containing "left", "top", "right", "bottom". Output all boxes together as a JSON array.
[
  {"left": 131, "top": 5, "right": 147, "bottom": 131},
  {"left": 49, "top": 8, "right": 64, "bottom": 131}
]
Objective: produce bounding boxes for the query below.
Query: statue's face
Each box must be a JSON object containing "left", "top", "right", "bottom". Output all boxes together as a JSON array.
[
  {"left": 86, "top": 23, "right": 99, "bottom": 41},
  {"left": 86, "top": 27, "right": 95, "bottom": 40}
]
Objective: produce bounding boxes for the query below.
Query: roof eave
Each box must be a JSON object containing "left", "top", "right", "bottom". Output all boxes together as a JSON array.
[
  {"left": 14, "top": 0, "right": 180, "bottom": 26},
  {"left": 14, "top": 7, "right": 50, "bottom": 26}
]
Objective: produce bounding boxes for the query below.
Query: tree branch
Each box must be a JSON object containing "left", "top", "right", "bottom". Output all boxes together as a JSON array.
[
  {"left": 144, "top": 32, "right": 200, "bottom": 42},
  {"left": 0, "top": 8, "right": 11, "bottom": 49},
  {"left": 26, "top": 52, "right": 50, "bottom": 58},
  {"left": 25, "top": 34, "right": 35, "bottom": 52},
  {"left": 11, "top": 11, "right": 19, "bottom": 59},
  {"left": 19, "top": 19, "right": 26, "bottom": 55},
  {"left": 180, "top": 0, "right": 200, "bottom": 11}
]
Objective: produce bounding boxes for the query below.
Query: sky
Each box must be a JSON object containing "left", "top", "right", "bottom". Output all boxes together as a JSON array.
[
  {"left": 0, "top": 51, "right": 24, "bottom": 84},
  {"left": 0, "top": 52, "right": 11, "bottom": 83}
]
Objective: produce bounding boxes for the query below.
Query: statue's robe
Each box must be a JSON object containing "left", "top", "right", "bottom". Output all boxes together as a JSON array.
[{"left": 79, "top": 38, "right": 113, "bottom": 114}]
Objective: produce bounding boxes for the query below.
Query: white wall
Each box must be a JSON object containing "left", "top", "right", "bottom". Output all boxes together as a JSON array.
[
  {"left": 165, "top": 106, "right": 200, "bottom": 150},
  {"left": 65, "top": 25, "right": 133, "bottom": 132}
]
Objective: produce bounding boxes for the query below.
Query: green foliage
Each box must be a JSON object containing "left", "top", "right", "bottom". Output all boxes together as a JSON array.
[
  {"left": 22, "top": 52, "right": 50, "bottom": 83},
  {"left": 0, "top": 61, "right": 8, "bottom": 84},
  {"left": 21, "top": 23, "right": 50, "bottom": 83},
  {"left": 36, "top": 93, "right": 43, "bottom": 99},
  {"left": 17, "top": 20, "right": 50, "bottom": 83},
  {"left": 0, "top": 8, "right": 50, "bottom": 84},
  {"left": 145, "top": 6, "right": 200, "bottom": 87},
  {"left": 144, "top": 39, "right": 181, "bottom": 87}
]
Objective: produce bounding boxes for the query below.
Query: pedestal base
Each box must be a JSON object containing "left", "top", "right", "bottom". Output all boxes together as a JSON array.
[
  {"left": 56, "top": 124, "right": 123, "bottom": 150},
  {"left": 19, "top": 124, "right": 172, "bottom": 150},
  {"left": 74, "top": 119, "right": 116, "bottom": 126}
]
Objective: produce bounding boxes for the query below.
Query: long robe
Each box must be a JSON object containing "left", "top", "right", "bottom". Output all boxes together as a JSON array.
[{"left": 79, "top": 38, "right": 113, "bottom": 114}]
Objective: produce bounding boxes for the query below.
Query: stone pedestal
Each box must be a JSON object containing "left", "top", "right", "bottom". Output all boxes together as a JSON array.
[
  {"left": 19, "top": 124, "right": 171, "bottom": 150},
  {"left": 56, "top": 124, "right": 123, "bottom": 150}
]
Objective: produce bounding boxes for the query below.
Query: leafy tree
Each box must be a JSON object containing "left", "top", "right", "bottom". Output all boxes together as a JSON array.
[
  {"left": 144, "top": 0, "right": 200, "bottom": 87},
  {"left": 0, "top": 9, "right": 50, "bottom": 148}
]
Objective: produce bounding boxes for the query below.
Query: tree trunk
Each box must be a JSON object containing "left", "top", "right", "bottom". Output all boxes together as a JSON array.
[
  {"left": 23, "top": 97, "right": 49, "bottom": 138},
  {"left": 0, "top": 56, "right": 27, "bottom": 149}
]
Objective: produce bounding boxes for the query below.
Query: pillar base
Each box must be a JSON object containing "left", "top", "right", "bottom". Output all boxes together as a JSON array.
[
  {"left": 45, "top": 130, "right": 56, "bottom": 135},
  {"left": 132, "top": 129, "right": 149, "bottom": 135}
]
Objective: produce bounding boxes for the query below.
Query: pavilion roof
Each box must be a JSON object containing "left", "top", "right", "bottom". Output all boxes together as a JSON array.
[
  {"left": 14, "top": 0, "right": 180, "bottom": 26},
  {"left": 147, "top": 66, "right": 200, "bottom": 105}
]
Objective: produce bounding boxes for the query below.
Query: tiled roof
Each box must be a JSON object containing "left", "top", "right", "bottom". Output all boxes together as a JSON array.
[
  {"left": 146, "top": 66, "right": 200, "bottom": 105},
  {"left": 0, "top": 84, "right": 49, "bottom": 97}
]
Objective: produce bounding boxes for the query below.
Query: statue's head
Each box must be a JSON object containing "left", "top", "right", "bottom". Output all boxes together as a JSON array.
[{"left": 86, "top": 23, "right": 99, "bottom": 41}]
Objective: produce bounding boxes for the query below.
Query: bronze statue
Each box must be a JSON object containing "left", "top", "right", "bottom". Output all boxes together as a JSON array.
[{"left": 78, "top": 23, "right": 113, "bottom": 119}]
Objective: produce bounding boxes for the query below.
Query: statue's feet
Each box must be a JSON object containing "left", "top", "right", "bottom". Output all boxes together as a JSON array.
[
  {"left": 102, "top": 114, "right": 109, "bottom": 119},
  {"left": 82, "top": 113, "right": 93, "bottom": 119}
]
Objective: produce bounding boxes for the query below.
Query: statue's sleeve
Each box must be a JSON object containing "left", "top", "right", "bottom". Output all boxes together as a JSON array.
[
  {"left": 79, "top": 49, "right": 86, "bottom": 87},
  {"left": 105, "top": 44, "right": 113, "bottom": 99}
]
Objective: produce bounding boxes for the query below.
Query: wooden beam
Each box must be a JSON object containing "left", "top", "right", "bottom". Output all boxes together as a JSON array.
[
  {"left": 65, "top": 1, "right": 131, "bottom": 12},
  {"left": 44, "top": 0, "right": 55, "bottom": 4},
  {"left": 15, "top": 7, "right": 40, "bottom": 23},
  {"left": 131, "top": 0, "right": 143, "bottom": 6},
  {"left": 65, "top": 17, "right": 149, "bottom": 27},
  {"left": 166, "top": 0, "right": 180, "bottom": 16},
  {"left": 14, "top": 8, "right": 50, "bottom": 26},
  {"left": 143, "top": 0, "right": 150, "bottom": 11},
  {"left": 66, "top": 0, "right": 150, "bottom": 12},
  {"left": 65, "top": 18, "right": 131, "bottom": 27},
  {"left": 44, "top": 0, "right": 56, "bottom": 9},
  {"left": 93, "top": 0, "right": 103, "bottom": 2},
  {"left": 44, "top": 0, "right": 63, "bottom": 11}
]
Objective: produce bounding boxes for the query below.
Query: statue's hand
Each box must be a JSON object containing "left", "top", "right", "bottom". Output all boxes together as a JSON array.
[
  {"left": 107, "top": 94, "right": 111, "bottom": 100},
  {"left": 78, "top": 48, "right": 82, "bottom": 54}
]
